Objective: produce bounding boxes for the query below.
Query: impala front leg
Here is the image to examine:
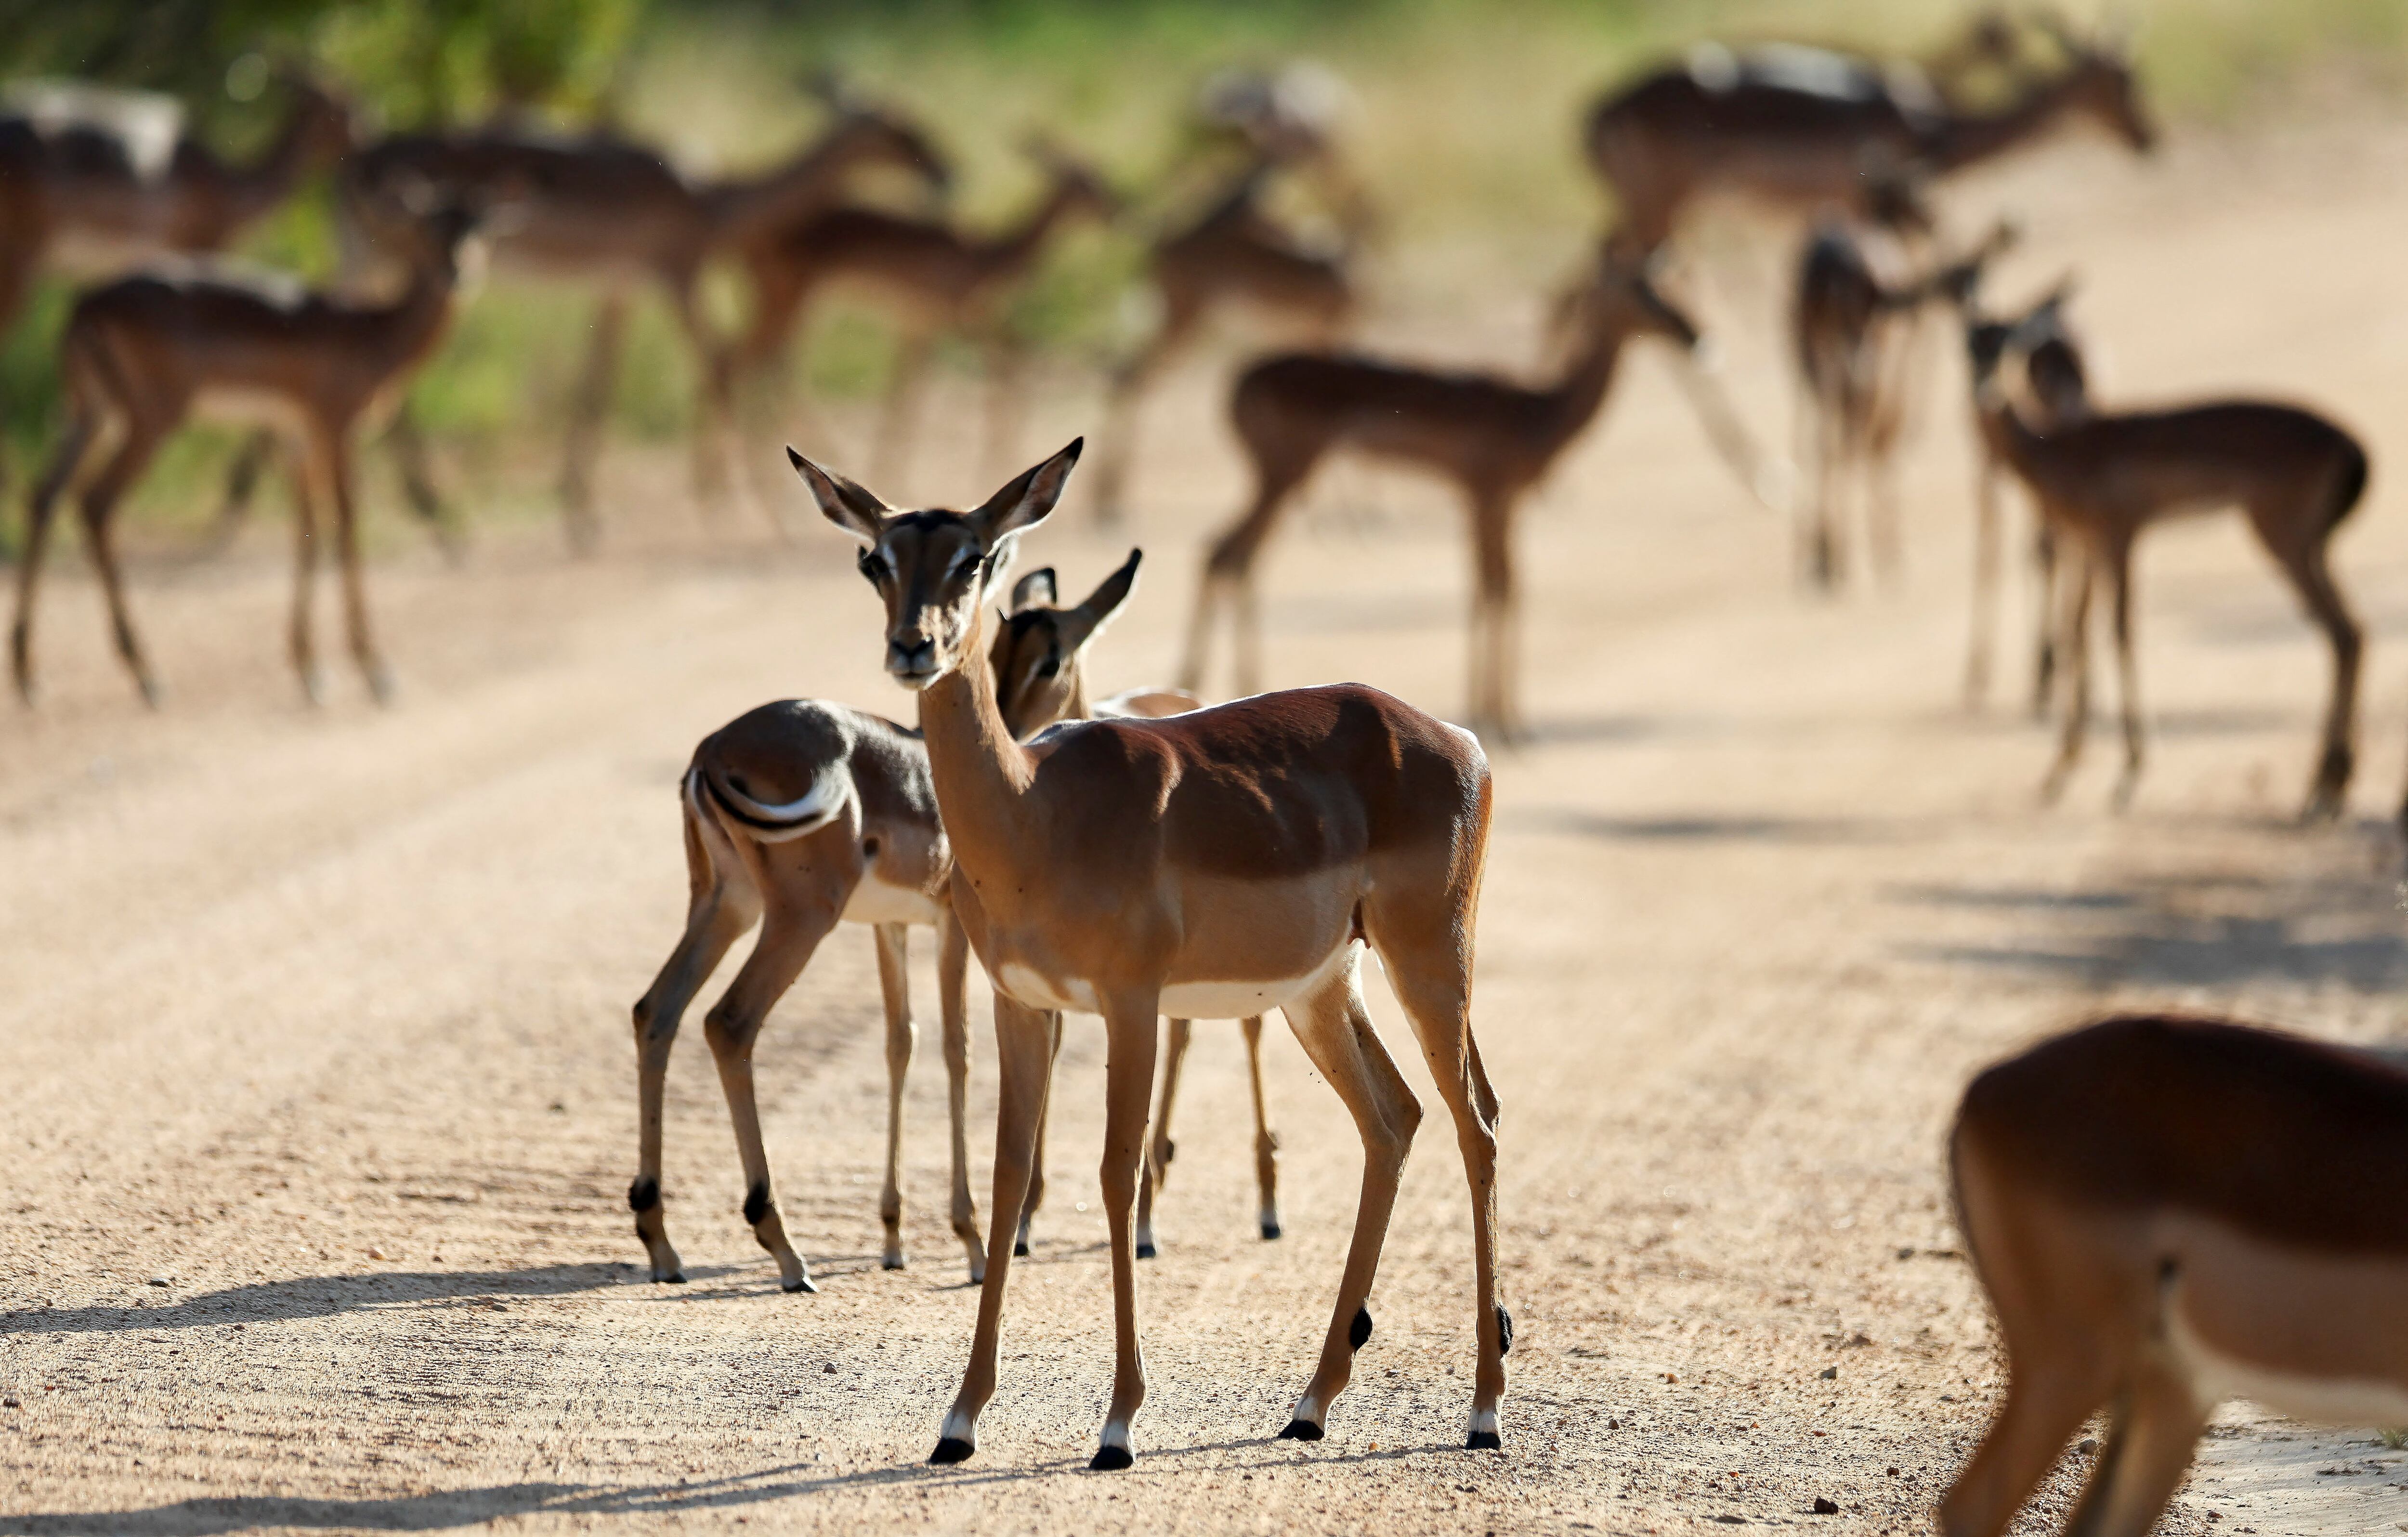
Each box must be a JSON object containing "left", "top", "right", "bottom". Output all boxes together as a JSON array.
[
  {"left": 873, "top": 923, "right": 916, "bottom": 1270},
  {"left": 1242, "top": 1016, "right": 1282, "bottom": 1239},
  {"left": 1093, "top": 994, "right": 1163, "bottom": 1468},
  {"left": 937, "top": 911, "right": 984, "bottom": 1281},
  {"left": 933, "top": 994, "right": 1058, "bottom": 1464}
]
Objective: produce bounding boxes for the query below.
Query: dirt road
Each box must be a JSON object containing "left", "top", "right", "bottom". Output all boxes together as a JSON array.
[{"left": 7, "top": 119, "right": 2408, "bottom": 1535}]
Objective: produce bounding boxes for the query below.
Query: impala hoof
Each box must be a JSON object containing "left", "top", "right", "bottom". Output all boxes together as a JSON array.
[
  {"left": 882, "top": 1253, "right": 907, "bottom": 1272},
  {"left": 1466, "top": 1430, "right": 1503, "bottom": 1451},
  {"left": 780, "top": 1274, "right": 817, "bottom": 1295},
  {"left": 929, "top": 1437, "right": 975, "bottom": 1465},
  {"left": 656, "top": 1270, "right": 686, "bottom": 1285},
  {"left": 1276, "top": 1419, "right": 1323, "bottom": 1442},
  {"left": 1089, "top": 1445, "right": 1133, "bottom": 1471},
  {"left": 1260, "top": 1219, "right": 1283, "bottom": 1241},
  {"left": 1013, "top": 1239, "right": 1030, "bottom": 1258},
  {"left": 1135, "top": 1241, "right": 1157, "bottom": 1261}
]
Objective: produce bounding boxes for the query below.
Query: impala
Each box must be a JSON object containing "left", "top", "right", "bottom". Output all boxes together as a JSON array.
[
  {"left": 11, "top": 193, "right": 488, "bottom": 707},
  {"left": 794, "top": 438, "right": 1506, "bottom": 1469},
  {"left": 1943, "top": 1013, "right": 2408, "bottom": 1537}
]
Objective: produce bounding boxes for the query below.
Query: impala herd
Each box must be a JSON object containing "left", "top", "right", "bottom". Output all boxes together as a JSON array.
[{"left": 9, "top": 16, "right": 2408, "bottom": 1534}]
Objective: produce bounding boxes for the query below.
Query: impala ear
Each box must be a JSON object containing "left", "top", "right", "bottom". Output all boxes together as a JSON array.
[
  {"left": 1058, "top": 548, "right": 1142, "bottom": 654},
  {"left": 1008, "top": 567, "right": 1058, "bottom": 614},
  {"left": 786, "top": 446, "right": 890, "bottom": 544},
  {"left": 972, "top": 438, "right": 1082, "bottom": 545}
]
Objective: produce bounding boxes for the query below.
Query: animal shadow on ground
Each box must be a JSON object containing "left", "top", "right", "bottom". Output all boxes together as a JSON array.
[
  {"left": 0, "top": 1263, "right": 641, "bottom": 1337},
  {"left": 1514, "top": 803, "right": 1924, "bottom": 845},
  {"left": 1891, "top": 826, "right": 2408, "bottom": 991},
  {"left": 5, "top": 1439, "right": 1469, "bottom": 1533}
]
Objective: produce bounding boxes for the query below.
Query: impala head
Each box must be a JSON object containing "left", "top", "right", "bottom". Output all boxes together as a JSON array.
[
  {"left": 275, "top": 66, "right": 361, "bottom": 168},
  {"left": 1024, "top": 136, "right": 1123, "bottom": 223},
  {"left": 2036, "top": 14, "right": 2157, "bottom": 153},
  {"left": 1964, "top": 277, "right": 2081, "bottom": 410},
  {"left": 990, "top": 551, "right": 1142, "bottom": 736},
  {"left": 828, "top": 105, "right": 954, "bottom": 198},
  {"left": 1592, "top": 242, "right": 1702, "bottom": 352},
  {"left": 793, "top": 439, "right": 1082, "bottom": 690}
]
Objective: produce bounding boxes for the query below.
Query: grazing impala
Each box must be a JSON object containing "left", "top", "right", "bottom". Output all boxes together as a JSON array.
[
  {"left": 632, "top": 553, "right": 1165, "bottom": 1291},
  {"left": 1584, "top": 18, "right": 2153, "bottom": 254},
  {"left": 11, "top": 194, "right": 488, "bottom": 708},
  {"left": 1942, "top": 1014, "right": 2408, "bottom": 1537},
  {"left": 793, "top": 439, "right": 1506, "bottom": 1469},
  {"left": 724, "top": 140, "right": 1117, "bottom": 490},
  {"left": 1964, "top": 298, "right": 2369, "bottom": 816},
  {"left": 344, "top": 100, "right": 949, "bottom": 549},
  {"left": 1791, "top": 202, "right": 2011, "bottom": 588},
  {"left": 1181, "top": 246, "right": 1700, "bottom": 739}
]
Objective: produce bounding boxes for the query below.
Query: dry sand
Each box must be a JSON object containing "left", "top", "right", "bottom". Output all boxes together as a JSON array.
[{"left": 6, "top": 118, "right": 2408, "bottom": 1536}]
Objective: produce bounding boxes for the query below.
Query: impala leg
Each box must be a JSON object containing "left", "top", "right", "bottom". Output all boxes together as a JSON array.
[
  {"left": 2030, "top": 521, "right": 2060, "bottom": 720},
  {"left": 1015, "top": 1011, "right": 1063, "bottom": 1258},
  {"left": 320, "top": 436, "right": 393, "bottom": 704},
  {"left": 2102, "top": 539, "right": 2143, "bottom": 814},
  {"left": 1470, "top": 497, "right": 1520, "bottom": 743},
  {"left": 1373, "top": 897, "right": 1506, "bottom": 1448},
  {"left": 2264, "top": 524, "right": 2361, "bottom": 821},
  {"left": 702, "top": 895, "right": 841, "bottom": 1294},
  {"left": 936, "top": 910, "right": 984, "bottom": 1281},
  {"left": 1965, "top": 454, "right": 2002, "bottom": 709},
  {"left": 560, "top": 290, "right": 628, "bottom": 554},
  {"left": 12, "top": 408, "right": 100, "bottom": 706},
  {"left": 873, "top": 922, "right": 916, "bottom": 1271},
  {"left": 872, "top": 331, "right": 933, "bottom": 493},
  {"left": 1242, "top": 1016, "right": 1282, "bottom": 1240},
  {"left": 630, "top": 797, "right": 763, "bottom": 1283},
  {"left": 1135, "top": 1017, "right": 1191, "bottom": 1261},
  {"left": 1090, "top": 995, "right": 1164, "bottom": 1469},
  {"left": 933, "top": 994, "right": 1058, "bottom": 1464},
  {"left": 78, "top": 420, "right": 168, "bottom": 708},
  {"left": 1937, "top": 1347, "right": 2120, "bottom": 1537},
  {"left": 1277, "top": 961, "right": 1420, "bottom": 1442},
  {"left": 382, "top": 407, "right": 462, "bottom": 565},
  {"left": 665, "top": 274, "right": 736, "bottom": 520},
  {"left": 287, "top": 443, "right": 325, "bottom": 705},
  {"left": 2040, "top": 541, "right": 2094, "bottom": 806},
  {"left": 202, "top": 429, "right": 276, "bottom": 556},
  {"left": 2059, "top": 1366, "right": 2209, "bottom": 1537}
]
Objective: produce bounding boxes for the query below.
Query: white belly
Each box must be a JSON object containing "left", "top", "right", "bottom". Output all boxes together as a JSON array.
[
  {"left": 996, "top": 940, "right": 1359, "bottom": 1021},
  {"left": 841, "top": 873, "right": 941, "bottom": 927},
  {"left": 2169, "top": 1309, "right": 2408, "bottom": 1426}
]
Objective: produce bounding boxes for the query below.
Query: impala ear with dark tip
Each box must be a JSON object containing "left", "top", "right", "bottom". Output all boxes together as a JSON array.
[
  {"left": 1009, "top": 568, "right": 1058, "bottom": 614},
  {"left": 786, "top": 446, "right": 890, "bottom": 544},
  {"left": 1059, "top": 548, "right": 1142, "bottom": 654},
  {"left": 972, "top": 439, "right": 1083, "bottom": 543}
]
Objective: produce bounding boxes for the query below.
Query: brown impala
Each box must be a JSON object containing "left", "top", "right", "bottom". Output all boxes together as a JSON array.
[
  {"left": 1181, "top": 247, "right": 1700, "bottom": 740},
  {"left": 1942, "top": 1014, "right": 2408, "bottom": 1537},
  {"left": 1965, "top": 297, "right": 2369, "bottom": 817},
  {"left": 11, "top": 194, "right": 489, "bottom": 708},
  {"left": 1584, "top": 18, "right": 2153, "bottom": 254},
  {"left": 792, "top": 438, "right": 1505, "bottom": 1470},
  {"left": 344, "top": 102, "right": 949, "bottom": 549}
]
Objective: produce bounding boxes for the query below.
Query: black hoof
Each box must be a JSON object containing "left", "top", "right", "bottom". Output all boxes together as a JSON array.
[
  {"left": 1135, "top": 1241, "right": 1157, "bottom": 1261},
  {"left": 1466, "top": 1430, "right": 1502, "bottom": 1451},
  {"left": 1260, "top": 1221, "right": 1283, "bottom": 1241},
  {"left": 929, "top": 1437, "right": 975, "bottom": 1465},
  {"left": 657, "top": 1271, "right": 686, "bottom": 1285},
  {"left": 781, "top": 1274, "right": 818, "bottom": 1295},
  {"left": 1276, "top": 1419, "right": 1323, "bottom": 1442},
  {"left": 1089, "top": 1445, "right": 1133, "bottom": 1471},
  {"left": 1496, "top": 1303, "right": 1514, "bottom": 1356},
  {"left": 882, "top": 1256, "right": 906, "bottom": 1271},
  {"left": 1349, "top": 1305, "right": 1373, "bottom": 1351},
  {"left": 1013, "top": 1240, "right": 1030, "bottom": 1258}
]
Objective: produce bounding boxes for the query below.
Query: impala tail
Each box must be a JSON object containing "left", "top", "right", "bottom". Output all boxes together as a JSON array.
[{"left": 689, "top": 757, "right": 851, "bottom": 843}]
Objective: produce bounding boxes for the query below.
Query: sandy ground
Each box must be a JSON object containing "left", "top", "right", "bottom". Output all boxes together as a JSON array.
[{"left": 9, "top": 116, "right": 2408, "bottom": 1537}]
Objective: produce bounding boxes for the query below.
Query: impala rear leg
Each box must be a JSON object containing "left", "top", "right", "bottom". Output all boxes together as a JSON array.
[
  {"left": 77, "top": 419, "right": 169, "bottom": 708},
  {"left": 2059, "top": 1363, "right": 2209, "bottom": 1537},
  {"left": 933, "top": 994, "right": 1059, "bottom": 1464},
  {"left": 318, "top": 435, "right": 392, "bottom": 703},
  {"left": 1469, "top": 496, "right": 1520, "bottom": 743},
  {"left": 2101, "top": 539, "right": 2143, "bottom": 813},
  {"left": 873, "top": 922, "right": 916, "bottom": 1271},
  {"left": 1243, "top": 1015, "right": 1282, "bottom": 1239},
  {"left": 287, "top": 443, "right": 326, "bottom": 705},
  {"left": 1277, "top": 956, "right": 1421, "bottom": 1443},
  {"left": 1965, "top": 453, "right": 2003, "bottom": 708},
  {"left": 936, "top": 911, "right": 984, "bottom": 1280},
  {"left": 11, "top": 405, "right": 101, "bottom": 706},
  {"left": 2259, "top": 515, "right": 2361, "bottom": 822},
  {"left": 560, "top": 290, "right": 627, "bottom": 555},
  {"left": 629, "top": 794, "right": 764, "bottom": 1284},
  {"left": 383, "top": 407, "right": 463, "bottom": 564},
  {"left": 702, "top": 893, "right": 843, "bottom": 1293},
  {"left": 1184, "top": 451, "right": 1312, "bottom": 696},
  {"left": 1090, "top": 994, "right": 1165, "bottom": 1469},
  {"left": 1937, "top": 1345, "right": 2120, "bottom": 1537},
  {"left": 2040, "top": 537, "right": 2095, "bottom": 806},
  {"left": 1134, "top": 1017, "right": 1191, "bottom": 1260}
]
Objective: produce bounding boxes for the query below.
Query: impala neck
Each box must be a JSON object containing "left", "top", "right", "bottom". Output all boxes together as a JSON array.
[
  {"left": 920, "top": 604, "right": 1043, "bottom": 884},
  {"left": 706, "top": 141, "right": 855, "bottom": 245},
  {"left": 226, "top": 96, "right": 333, "bottom": 225},
  {"left": 981, "top": 180, "right": 1084, "bottom": 278},
  {"left": 362, "top": 250, "right": 464, "bottom": 381},
  {"left": 1926, "top": 71, "right": 2089, "bottom": 171},
  {"left": 1538, "top": 314, "right": 1637, "bottom": 449}
]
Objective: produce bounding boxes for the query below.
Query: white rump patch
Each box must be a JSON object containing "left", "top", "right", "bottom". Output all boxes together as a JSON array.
[
  {"left": 2168, "top": 1309, "right": 2408, "bottom": 1427},
  {"left": 708, "top": 764, "right": 849, "bottom": 843}
]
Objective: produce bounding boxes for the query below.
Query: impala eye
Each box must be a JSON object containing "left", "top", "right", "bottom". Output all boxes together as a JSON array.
[
  {"left": 951, "top": 554, "right": 984, "bottom": 584},
  {"left": 858, "top": 549, "right": 889, "bottom": 582}
]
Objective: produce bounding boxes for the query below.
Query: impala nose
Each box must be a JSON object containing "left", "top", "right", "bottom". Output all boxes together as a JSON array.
[{"left": 887, "top": 633, "right": 937, "bottom": 683}]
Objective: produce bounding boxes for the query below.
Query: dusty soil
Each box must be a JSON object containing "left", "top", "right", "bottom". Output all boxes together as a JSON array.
[{"left": 8, "top": 118, "right": 2408, "bottom": 1537}]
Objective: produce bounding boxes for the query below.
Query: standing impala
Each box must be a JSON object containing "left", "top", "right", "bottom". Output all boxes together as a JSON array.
[
  {"left": 1584, "top": 19, "right": 2153, "bottom": 254},
  {"left": 11, "top": 194, "right": 489, "bottom": 707},
  {"left": 1941, "top": 1014, "right": 2408, "bottom": 1537},
  {"left": 344, "top": 102, "right": 949, "bottom": 549},
  {"left": 724, "top": 140, "right": 1117, "bottom": 491},
  {"left": 633, "top": 553, "right": 1175, "bottom": 1291},
  {"left": 1181, "top": 246, "right": 1700, "bottom": 740},
  {"left": 1964, "top": 299, "right": 2369, "bottom": 817},
  {"left": 792, "top": 439, "right": 1506, "bottom": 1470}
]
